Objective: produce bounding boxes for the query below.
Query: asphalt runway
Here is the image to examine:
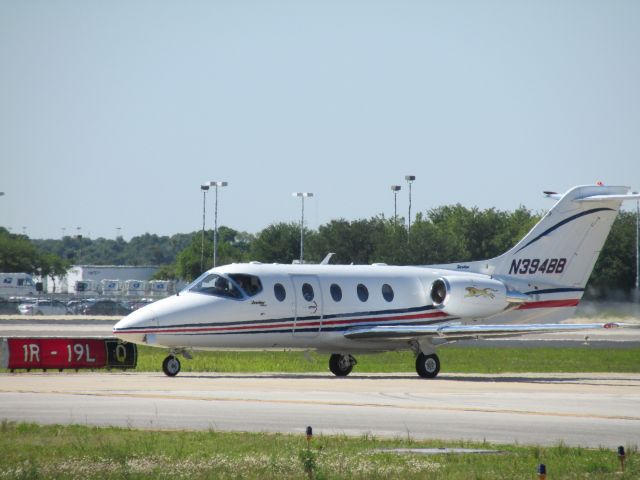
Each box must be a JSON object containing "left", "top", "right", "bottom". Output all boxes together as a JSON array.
[{"left": 1, "top": 371, "right": 639, "bottom": 448}]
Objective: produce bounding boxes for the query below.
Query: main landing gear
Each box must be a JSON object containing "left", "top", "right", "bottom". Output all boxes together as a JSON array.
[
  {"left": 162, "top": 355, "right": 181, "bottom": 376},
  {"left": 415, "top": 352, "right": 440, "bottom": 378},
  {"left": 329, "top": 353, "right": 357, "bottom": 376},
  {"left": 328, "top": 352, "right": 441, "bottom": 378}
]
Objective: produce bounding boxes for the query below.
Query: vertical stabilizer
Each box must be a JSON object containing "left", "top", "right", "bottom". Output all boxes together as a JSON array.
[{"left": 488, "top": 185, "right": 633, "bottom": 288}]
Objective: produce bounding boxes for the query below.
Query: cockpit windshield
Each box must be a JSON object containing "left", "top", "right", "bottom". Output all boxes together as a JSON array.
[
  {"left": 188, "top": 273, "right": 242, "bottom": 299},
  {"left": 185, "top": 271, "right": 264, "bottom": 299},
  {"left": 228, "top": 274, "right": 263, "bottom": 297}
]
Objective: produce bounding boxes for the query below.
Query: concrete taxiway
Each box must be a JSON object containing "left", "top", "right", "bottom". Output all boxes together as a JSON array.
[{"left": 1, "top": 372, "right": 638, "bottom": 448}]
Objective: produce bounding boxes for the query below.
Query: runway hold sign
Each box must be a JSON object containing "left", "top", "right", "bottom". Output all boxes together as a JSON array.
[{"left": 0, "top": 337, "right": 137, "bottom": 371}]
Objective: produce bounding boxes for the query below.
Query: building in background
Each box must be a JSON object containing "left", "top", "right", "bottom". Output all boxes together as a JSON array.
[{"left": 47, "top": 265, "right": 177, "bottom": 297}]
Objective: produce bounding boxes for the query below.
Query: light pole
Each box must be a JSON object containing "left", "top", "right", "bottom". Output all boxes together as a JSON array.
[
  {"left": 208, "top": 181, "right": 228, "bottom": 268},
  {"left": 391, "top": 185, "right": 401, "bottom": 225},
  {"left": 292, "top": 192, "right": 313, "bottom": 264},
  {"left": 76, "top": 227, "right": 82, "bottom": 264},
  {"left": 636, "top": 198, "right": 639, "bottom": 294},
  {"left": 200, "top": 184, "right": 210, "bottom": 272},
  {"left": 405, "top": 175, "right": 416, "bottom": 235}
]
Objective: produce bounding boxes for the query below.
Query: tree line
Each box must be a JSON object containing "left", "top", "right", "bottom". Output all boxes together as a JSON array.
[{"left": 1, "top": 205, "right": 637, "bottom": 299}]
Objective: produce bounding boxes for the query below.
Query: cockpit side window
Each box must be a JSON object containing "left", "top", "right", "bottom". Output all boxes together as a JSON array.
[
  {"left": 189, "top": 273, "right": 242, "bottom": 299},
  {"left": 228, "top": 274, "right": 263, "bottom": 297}
]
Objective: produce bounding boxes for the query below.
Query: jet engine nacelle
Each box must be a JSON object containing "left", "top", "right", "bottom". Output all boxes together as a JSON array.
[{"left": 430, "top": 276, "right": 509, "bottom": 318}]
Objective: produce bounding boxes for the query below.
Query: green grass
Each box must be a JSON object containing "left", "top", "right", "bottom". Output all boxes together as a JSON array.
[
  {"left": 0, "top": 421, "right": 636, "bottom": 479},
  {"left": 3, "top": 344, "right": 638, "bottom": 374},
  {"left": 133, "top": 345, "right": 640, "bottom": 374}
]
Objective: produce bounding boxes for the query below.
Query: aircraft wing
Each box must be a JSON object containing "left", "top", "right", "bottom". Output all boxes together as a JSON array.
[{"left": 343, "top": 322, "right": 635, "bottom": 341}]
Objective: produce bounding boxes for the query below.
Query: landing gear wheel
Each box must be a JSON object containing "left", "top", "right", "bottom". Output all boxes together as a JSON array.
[
  {"left": 329, "top": 354, "right": 354, "bottom": 377},
  {"left": 415, "top": 353, "right": 440, "bottom": 378},
  {"left": 162, "top": 355, "right": 181, "bottom": 377}
]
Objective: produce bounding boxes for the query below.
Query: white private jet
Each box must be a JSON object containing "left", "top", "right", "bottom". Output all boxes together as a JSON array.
[{"left": 113, "top": 184, "right": 639, "bottom": 378}]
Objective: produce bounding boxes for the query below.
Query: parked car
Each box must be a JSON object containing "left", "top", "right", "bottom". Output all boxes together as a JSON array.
[
  {"left": 66, "top": 298, "right": 97, "bottom": 314},
  {"left": 81, "top": 300, "right": 131, "bottom": 316},
  {"left": 18, "top": 299, "right": 69, "bottom": 315},
  {"left": 0, "top": 298, "right": 20, "bottom": 314}
]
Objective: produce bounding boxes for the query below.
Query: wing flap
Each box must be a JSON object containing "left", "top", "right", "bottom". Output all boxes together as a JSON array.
[{"left": 344, "top": 322, "right": 633, "bottom": 341}]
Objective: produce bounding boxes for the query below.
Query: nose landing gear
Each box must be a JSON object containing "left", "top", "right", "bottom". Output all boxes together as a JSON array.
[{"left": 161, "top": 348, "right": 193, "bottom": 376}]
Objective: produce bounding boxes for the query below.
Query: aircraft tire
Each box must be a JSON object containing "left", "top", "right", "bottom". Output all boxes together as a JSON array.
[
  {"left": 415, "top": 353, "right": 440, "bottom": 378},
  {"left": 162, "top": 355, "right": 181, "bottom": 377},
  {"left": 329, "top": 354, "right": 353, "bottom": 377}
]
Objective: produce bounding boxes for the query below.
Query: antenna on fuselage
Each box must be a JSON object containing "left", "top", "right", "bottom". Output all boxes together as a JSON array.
[{"left": 320, "top": 253, "right": 335, "bottom": 265}]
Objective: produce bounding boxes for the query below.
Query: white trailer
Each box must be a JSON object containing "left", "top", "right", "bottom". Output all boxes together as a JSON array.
[
  {"left": 100, "top": 279, "right": 122, "bottom": 296},
  {"left": 0, "top": 273, "right": 37, "bottom": 299},
  {"left": 74, "top": 279, "right": 99, "bottom": 296},
  {"left": 124, "top": 280, "right": 147, "bottom": 297},
  {"left": 148, "top": 280, "right": 175, "bottom": 297}
]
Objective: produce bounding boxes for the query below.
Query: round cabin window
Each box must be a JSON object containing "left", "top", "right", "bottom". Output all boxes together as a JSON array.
[
  {"left": 330, "top": 284, "right": 342, "bottom": 302},
  {"left": 274, "top": 283, "right": 286, "bottom": 302},
  {"left": 382, "top": 284, "right": 394, "bottom": 302},
  {"left": 357, "top": 284, "right": 369, "bottom": 302},
  {"left": 302, "top": 283, "right": 314, "bottom": 302}
]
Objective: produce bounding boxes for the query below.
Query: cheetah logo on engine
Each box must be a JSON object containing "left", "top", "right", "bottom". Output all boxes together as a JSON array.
[{"left": 465, "top": 287, "right": 498, "bottom": 299}]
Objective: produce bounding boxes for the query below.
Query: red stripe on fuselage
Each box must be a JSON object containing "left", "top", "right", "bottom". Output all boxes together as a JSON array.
[
  {"left": 516, "top": 299, "right": 580, "bottom": 310},
  {"left": 115, "top": 310, "right": 448, "bottom": 335}
]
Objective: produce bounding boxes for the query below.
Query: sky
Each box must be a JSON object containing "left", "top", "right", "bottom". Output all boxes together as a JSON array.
[{"left": 1, "top": 1, "right": 639, "bottom": 240}]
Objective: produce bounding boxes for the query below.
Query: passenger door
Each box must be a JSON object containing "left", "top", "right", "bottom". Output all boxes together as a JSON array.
[{"left": 291, "top": 275, "right": 322, "bottom": 337}]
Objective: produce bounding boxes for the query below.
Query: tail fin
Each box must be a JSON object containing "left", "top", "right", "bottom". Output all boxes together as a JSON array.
[{"left": 486, "top": 185, "right": 638, "bottom": 288}]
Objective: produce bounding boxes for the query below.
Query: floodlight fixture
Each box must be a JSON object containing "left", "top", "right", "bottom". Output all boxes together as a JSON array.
[{"left": 391, "top": 185, "right": 402, "bottom": 224}]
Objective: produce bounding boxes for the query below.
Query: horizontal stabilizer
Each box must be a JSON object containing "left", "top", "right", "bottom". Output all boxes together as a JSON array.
[
  {"left": 544, "top": 191, "right": 640, "bottom": 202},
  {"left": 344, "top": 322, "right": 636, "bottom": 341},
  {"left": 575, "top": 193, "right": 640, "bottom": 202},
  {"left": 543, "top": 191, "right": 562, "bottom": 200}
]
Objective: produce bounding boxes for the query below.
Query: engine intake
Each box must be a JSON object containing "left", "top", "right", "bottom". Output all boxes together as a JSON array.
[
  {"left": 430, "top": 276, "right": 510, "bottom": 318},
  {"left": 430, "top": 279, "right": 448, "bottom": 305}
]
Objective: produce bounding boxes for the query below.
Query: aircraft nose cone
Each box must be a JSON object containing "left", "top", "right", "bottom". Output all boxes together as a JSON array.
[{"left": 113, "top": 305, "right": 157, "bottom": 344}]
